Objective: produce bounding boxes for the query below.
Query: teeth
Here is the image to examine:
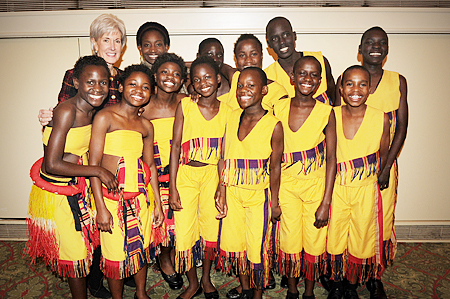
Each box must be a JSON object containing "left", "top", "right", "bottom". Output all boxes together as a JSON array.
[
  {"left": 201, "top": 87, "right": 211, "bottom": 92},
  {"left": 106, "top": 53, "right": 116, "bottom": 57},
  {"left": 240, "top": 96, "right": 251, "bottom": 101},
  {"left": 149, "top": 55, "right": 158, "bottom": 59},
  {"left": 370, "top": 52, "right": 381, "bottom": 56},
  {"left": 132, "top": 95, "right": 143, "bottom": 101},
  {"left": 301, "top": 83, "right": 312, "bottom": 88},
  {"left": 164, "top": 81, "right": 174, "bottom": 87},
  {"left": 280, "top": 47, "right": 289, "bottom": 53},
  {"left": 349, "top": 95, "right": 361, "bottom": 100}
]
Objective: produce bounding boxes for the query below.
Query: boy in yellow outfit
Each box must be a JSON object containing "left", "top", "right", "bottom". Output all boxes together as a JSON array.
[{"left": 216, "top": 67, "right": 284, "bottom": 299}]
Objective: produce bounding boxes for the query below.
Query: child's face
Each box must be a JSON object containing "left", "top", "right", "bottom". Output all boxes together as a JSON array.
[
  {"left": 235, "top": 39, "right": 263, "bottom": 71},
  {"left": 359, "top": 29, "right": 388, "bottom": 65},
  {"left": 191, "top": 63, "right": 220, "bottom": 98},
  {"left": 120, "top": 71, "right": 151, "bottom": 107},
  {"left": 139, "top": 30, "right": 169, "bottom": 65},
  {"left": 237, "top": 69, "right": 268, "bottom": 109},
  {"left": 291, "top": 59, "right": 321, "bottom": 97},
  {"left": 92, "top": 30, "right": 122, "bottom": 66},
  {"left": 74, "top": 65, "right": 109, "bottom": 108},
  {"left": 266, "top": 19, "right": 296, "bottom": 59},
  {"left": 199, "top": 41, "right": 224, "bottom": 69},
  {"left": 340, "top": 69, "right": 370, "bottom": 108},
  {"left": 155, "top": 62, "right": 183, "bottom": 93}
]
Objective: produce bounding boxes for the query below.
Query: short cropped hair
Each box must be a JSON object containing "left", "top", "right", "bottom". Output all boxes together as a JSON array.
[
  {"left": 241, "top": 66, "right": 267, "bottom": 86},
  {"left": 118, "top": 64, "right": 152, "bottom": 87},
  {"left": 198, "top": 37, "right": 223, "bottom": 54},
  {"left": 73, "top": 55, "right": 110, "bottom": 79},
  {"left": 90, "top": 14, "right": 127, "bottom": 52},
  {"left": 341, "top": 65, "right": 371, "bottom": 85},
  {"left": 360, "top": 26, "right": 388, "bottom": 45},
  {"left": 190, "top": 55, "right": 220, "bottom": 77},
  {"left": 151, "top": 53, "right": 187, "bottom": 81},
  {"left": 136, "top": 21, "right": 170, "bottom": 47},
  {"left": 294, "top": 55, "right": 322, "bottom": 75},
  {"left": 233, "top": 33, "right": 263, "bottom": 56},
  {"left": 265, "top": 16, "right": 292, "bottom": 35}
]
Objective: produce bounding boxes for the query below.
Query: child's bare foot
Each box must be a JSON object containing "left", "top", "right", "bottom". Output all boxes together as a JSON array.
[
  {"left": 176, "top": 282, "right": 202, "bottom": 299},
  {"left": 135, "top": 289, "right": 150, "bottom": 299}
]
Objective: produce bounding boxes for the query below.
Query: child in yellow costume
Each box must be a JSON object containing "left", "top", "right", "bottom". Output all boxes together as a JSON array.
[
  {"left": 264, "top": 16, "right": 335, "bottom": 105},
  {"left": 216, "top": 67, "right": 284, "bottom": 299},
  {"left": 27, "top": 56, "right": 118, "bottom": 299},
  {"left": 141, "top": 53, "right": 188, "bottom": 290},
  {"left": 326, "top": 66, "right": 390, "bottom": 299},
  {"left": 90, "top": 64, "right": 164, "bottom": 299},
  {"left": 220, "top": 34, "right": 288, "bottom": 113},
  {"left": 169, "top": 56, "right": 231, "bottom": 299},
  {"left": 273, "top": 56, "right": 337, "bottom": 299}
]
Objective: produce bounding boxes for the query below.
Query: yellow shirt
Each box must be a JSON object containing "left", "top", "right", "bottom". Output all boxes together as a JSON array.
[
  {"left": 42, "top": 125, "right": 91, "bottom": 157},
  {"left": 151, "top": 117, "right": 174, "bottom": 169}
]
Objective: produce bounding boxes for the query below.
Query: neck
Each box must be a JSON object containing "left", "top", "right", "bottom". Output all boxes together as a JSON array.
[
  {"left": 243, "top": 104, "right": 265, "bottom": 119},
  {"left": 107, "top": 64, "right": 116, "bottom": 76},
  {"left": 291, "top": 93, "right": 315, "bottom": 105},
  {"left": 117, "top": 101, "right": 140, "bottom": 118},
  {"left": 74, "top": 95, "right": 96, "bottom": 115},
  {"left": 343, "top": 103, "right": 367, "bottom": 117},
  {"left": 279, "top": 51, "right": 301, "bottom": 68},
  {"left": 154, "top": 89, "right": 178, "bottom": 105},
  {"left": 362, "top": 62, "right": 383, "bottom": 75},
  {"left": 198, "top": 92, "right": 218, "bottom": 107}
]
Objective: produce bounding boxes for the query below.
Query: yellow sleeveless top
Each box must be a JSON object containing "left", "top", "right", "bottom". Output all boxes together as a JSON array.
[
  {"left": 42, "top": 125, "right": 91, "bottom": 157},
  {"left": 151, "top": 117, "right": 174, "bottom": 169},
  {"left": 180, "top": 97, "right": 231, "bottom": 165},
  {"left": 222, "top": 110, "right": 279, "bottom": 189},
  {"left": 104, "top": 130, "right": 143, "bottom": 192},
  {"left": 221, "top": 71, "right": 288, "bottom": 112},
  {"left": 264, "top": 51, "right": 329, "bottom": 103},
  {"left": 335, "top": 106, "right": 384, "bottom": 186},
  {"left": 365, "top": 70, "right": 400, "bottom": 142},
  {"left": 274, "top": 99, "right": 332, "bottom": 179}
]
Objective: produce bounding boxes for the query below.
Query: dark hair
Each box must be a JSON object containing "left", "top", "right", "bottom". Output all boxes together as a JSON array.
[
  {"left": 136, "top": 21, "right": 170, "bottom": 47},
  {"left": 234, "top": 33, "right": 262, "bottom": 56},
  {"left": 198, "top": 37, "right": 223, "bottom": 54},
  {"left": 341, "top": 65, "right": 371, "bottom": 85},
  {"left": 151, "top": 53, "right": 187, "bottom": 81},
  {"left": 118, "top": 64, "right": 152, "bottom": 87},
  {"left": 190, "top": 55, "right": 220, "bottom": 77},
  {"left": 360, "top": 26, "right": 388, "bottom": 45},
  {"left": 241, "top": 66, "right": 267, "bottom": 86},
  {"left": 266, "top": 16, "right": 292, "bottom": 35},
  {"left": 73, "top": 55, "right": 110, "bottom": 79},
  {"left": 294, "top": 55, "right": 322, "bottom": 75}
]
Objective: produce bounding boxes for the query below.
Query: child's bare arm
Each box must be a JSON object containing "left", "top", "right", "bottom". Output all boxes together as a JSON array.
[
  {"left": 315, "top": 110, "right": 337, "bottom": 228},
  {"left": 378, "top": 113, "right": 391, "bottom": 190},
  {"left": 334, "top": 75, "right": 342, "bottom": 107},
  {"left": 378, "top": 75, "right": 408, "bottom": 188},
  {"left": 215, "top": 132, "right": 227, "bottom": 219},
  {"left": 142, "top": 120, "right": 164, "bottom": 228},
  {"left": 324, "top": 56, "right": 336, "bottom": 105},
  {"left": 220, "top": 63, "right": 237, "bottom": 83},
  {"left": 270, "top": 122, "right": 284, "bottom": 224},
  {"left": 89, "top": 112, "right": 114, "bottom": 233},
  {"left": 168, "top": 102, "right": 184, "bottom": 211}
]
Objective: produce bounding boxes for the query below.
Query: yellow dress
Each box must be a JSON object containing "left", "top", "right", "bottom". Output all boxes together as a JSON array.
[
  {"left": 217, "top": 110, "right": 279, "bottom": 290},
  {"left": 264, "top": 51, "right": 330, "bottom": 104},
  {"left": 273, "top": 99, "right": 332, "bottom": 280},
  {"left": 327, "top": 106, "right": 385, "bottom": 283},
  {"left": 27, "top": 125, "right": 94, "bottom": 278}
]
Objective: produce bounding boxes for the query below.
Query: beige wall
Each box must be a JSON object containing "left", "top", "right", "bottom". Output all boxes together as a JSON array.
[{"left": 1, "top": 8, "right": 449, "bottom": 223}]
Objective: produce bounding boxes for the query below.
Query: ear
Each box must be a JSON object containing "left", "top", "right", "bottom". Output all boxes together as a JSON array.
[
  {"left": 293, "top": 31, "right": 297, "bottom": 41},
  {"left": 262, "top": 85, "right": 269, "bottom": 96},
  {"left": 118, "top": 84, "right": 123, "bottom": 93},
  {"left": 217, "top": 73, "right": 221, "bottom": 85},
  {"left": 165, "top": 44, "right": 169, "bottom": 52},
  {"left": 289, "top": 71, "right": 295, "bottom": 82},
  {"left": 358, "top": 44, "right": 362, "bottom": 55},
  {"left": 91, "top": 38, "right": 99, "bottom": 53},
  {"left": 137, "top": 45, "right": 142, "bottom": 55},
  {"left": 73, "top": 77, "right": 79, "bottom": 90}
]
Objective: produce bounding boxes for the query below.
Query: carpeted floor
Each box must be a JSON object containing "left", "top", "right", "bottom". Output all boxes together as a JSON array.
[{"left": 1, "top": 241, "right": 449, "bottom": 298}]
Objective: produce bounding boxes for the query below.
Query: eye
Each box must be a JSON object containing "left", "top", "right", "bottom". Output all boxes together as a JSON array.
[
  {"left": 174, "top": 72, "right": 181, "bottom": 77},
  {"left": 271, "top": 36, "right": 278, "bottom": 42},
  {"left": 345, "top": 82, "right": 353, "bottom": 87},
  {"left": 100, "top": 81, "right": 108, "bottom": 86},
  {"left": 238, "top": 53, "right": 245, "bottom": 58},
  {"left": 237, "top": 83, "right": 243, "bottom": 89},
  {"left": 161, "top": 69, "right": 168, "bottom": 74},
  {"left": 193, "top": 78, "right": 200, "bottom": 83},
  {"left": 143, "top": 85, "right": 150, "bottom": 90},
  {"left": 217, "top": 53, "right": 223, "bottom": 58},
  {"left": 156, "top": 42, "right": 163, "bottom": 47}
]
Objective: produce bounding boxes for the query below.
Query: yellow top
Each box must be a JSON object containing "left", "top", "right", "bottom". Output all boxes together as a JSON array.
[
  {"left": 274, "top": 99, "right": 332, "bottom": 179},
  {"left": 365, "top": 70, "right": 400, "bottom": 142},
  {"left": 150, "top": 117, "right": 174, "bottom": 169},
  {"left": 221, "top": 71, "right": 288, "bottom": 112},
  {"left": 42, "top": 125, "right": 91, "bottom": 157},
  {"left": 180, "top": 97, "right": 231, "bottom": 165},
  {"left": 104, "top": 130, "right": 143, "bottom": 192},
  {"left": 222, "top": 110, "right": 279, "bottom": 189},
  {"left": 264, "top": 51, "right": 328, "bottom": 100},
  {"left": 335, "top": 106, "right": 384, "bottom": 186}
]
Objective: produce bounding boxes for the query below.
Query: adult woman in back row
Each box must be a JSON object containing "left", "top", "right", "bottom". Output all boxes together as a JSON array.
[{"left": 38, "top": 14, "right": 127, "bottom": 299}]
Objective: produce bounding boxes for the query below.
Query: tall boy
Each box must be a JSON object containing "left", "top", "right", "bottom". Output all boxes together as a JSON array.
[{"left": 216, "top": 67, "right": 284, "bottom": 299}]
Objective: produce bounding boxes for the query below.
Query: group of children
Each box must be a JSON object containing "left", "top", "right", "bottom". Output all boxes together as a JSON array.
[{"left": 28, "top": 14, "right": 408, "bottom": 299}]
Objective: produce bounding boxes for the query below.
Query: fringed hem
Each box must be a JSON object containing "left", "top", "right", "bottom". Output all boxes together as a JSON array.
[
  {"left": 382, "top": 238, "right": 397, "bottom": 267},
  {"left": 303, "top": 252, "right": 327, "bottom": 281},
  {"left": 160, "top": 232, "right": 176, "bottom": 248},
  {"left": 58, "top": 258, "right": 91, "bottom": 278},
  {"left": 175, "top": 239, "right": 202, "bottom": 274},
  {"left": 328, "top": 252, "right": 383, "bottom": 284},
  {"left": 102, "top": 246, "right": 151, "bottom": 279},
  {"left": 25, "top": 218, "right": 59, "bottom": 272},
  {"left": 275, "top": 250, "right": 326, "bottom": 281},
  {"left": 202, "top": 238, "right": 217, "bottom": 261},
  {"left": 222, "top": 159, "right": 269, "bottom": 186}
]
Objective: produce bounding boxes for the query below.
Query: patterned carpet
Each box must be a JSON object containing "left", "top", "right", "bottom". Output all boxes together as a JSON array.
[{"left": 1, "top": 241, "right": 449, "bottom": 298}]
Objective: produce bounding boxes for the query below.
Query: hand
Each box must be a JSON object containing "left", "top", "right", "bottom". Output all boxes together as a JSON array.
[
  {"left": 96, "top": 208, "right": 113, "bottom": 233},
  {"left": 168, "top": 187, "right": 183, "bottom": 211},
  {"left": 38, "top": 107, "right": 53, "bottom": 126},
  {"left": 152, "top": 204, "right": 164, "bottom": 228},
  {"left": 378, "top": 168, "right": 390, "bottom": 190},
  {"left": 190, "top": 91, "right": 200, "bottom": 103},
  {"left": 271, "top": 204, "right": 282, "bottom": 224},
  {"left": 215, "top": 186, "right": 227, "bottom": 219},
  {"left": 314, "top": 202, "right": 330, "bottom": 229},
  {"left": 98, "top": 168, "right": 119, "bottom": 195}
]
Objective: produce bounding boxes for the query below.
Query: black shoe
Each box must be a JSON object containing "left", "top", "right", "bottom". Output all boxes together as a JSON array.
[
  {"left": 226, "top": 287, "right": 241, "bottom": 299},
  {"left": 88, "top": 284, "right": 112, "bottom": 299},
  {"left": 327, "top": 281, "right": 343, "bottom": 299},
  {"left": 302, "top": 294, "right": 315, "bottom": 299},
  {"left": 239, "top": 289, "right": 254, "bottom": 299},
  {"left": 343, "top": 288, "right": 359, "bottom": 299},
  {"left": 204, "top": 289, "right": 220, "bottom": 299},
  {"left": 286, "top": 291, "right": 300, "bottom": 299},
  {"left": 266, "top": 275, "right": 276, "bottom": 289},
  {"left": 124, "top": 276, "right": 136, "bottom": 288},
  {"left": 161, "top": 270, "right": 183, "bottom": 290},
  {"left": 366, "top": 279, "right": 387, "bottom": 299},
  {"left": 320, "top": 275, "right": 332, "bottom": 292},
  {"left": 176, "top": 286, "right": 203, "bottom": 299},
  {"left": 280, "top": 275, "right": 288, "bottom": 288}
]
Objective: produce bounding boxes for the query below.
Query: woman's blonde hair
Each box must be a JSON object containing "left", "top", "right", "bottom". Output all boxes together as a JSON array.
[{"left": 90, "top": 13, "right": 127, "bottom": 52}]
